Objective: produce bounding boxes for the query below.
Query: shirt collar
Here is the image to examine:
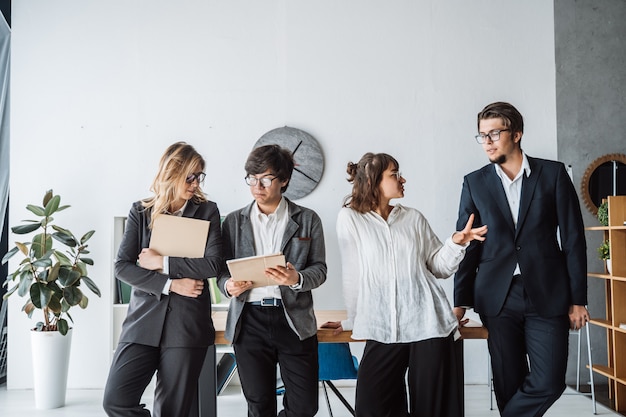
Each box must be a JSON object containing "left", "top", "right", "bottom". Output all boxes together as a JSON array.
[
  {"left": 252, "top": 196, "right": 287, "bottom": 220},
  {"left": 494, "top": 151, "right": 532, "bottom": 182}
]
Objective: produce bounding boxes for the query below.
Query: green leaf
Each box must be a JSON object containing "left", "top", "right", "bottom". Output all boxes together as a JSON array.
[
  {"left": 47, "top": 293, "right": 63, "bottom": 313},
  {"left": 76, "top": 261, "right": 88, "bottom": 276},
  {"left": 3, "top": 284, "right": 18, "bottom": 298},
  {"left": 1, "top": 246, "right": 19, "bottom": 264},
  {"left": 47, "top": 262, "right": 61, "bottom": 282},
  {"left": 16, "top": 242, "right": 29, "bottom": 256},
  {"left": 54, "top": 250, "right": 72, "bottom": 266},
  {"left": 52, "top": 232, "right": 77, "bottom": 247},
  {"left": 51, "top": 225, "right": 71, "bottom": 235},
  {"left": 12, "top": 222, "right": 41, "bottom": 234},
  {"left": 32, "top": 258, "right": 53, "bottom": 269},
  {"left": 30, "top": 282, "right": 54, "bottom": 309},
  {"left": 43, "top": 190, "right": 53, "bottom": 207},
  {"left": 63, "top": 286, "right": 83, "bottom": 306},
  {"left": 80, "top": 230, "right": 95, "bottom": 244},
  {"left": 80, "top": 257, "right": 94, "bottom": 265},
  {"left": 44, "top": 195, "right": 61, "bottom": 216},
  {"left": 79, "top": 295, "right": 89, "bottom": 309},
  {"left": 81, "top": 276, "right": 101, "bottom": 297},
  {"left": 54, "top": 250, "right": 72, "bottom": 267},
  {"left": 17, "top": 270, "right": 34, "bottom": 297},
  {"left": 58, "top": 268, "right": 81, "bottom": 287},
  {"left": 56, "top": 205, "right": 70, "bottom": 212},
  {"left": 32, "top": 234, "right": 52, "bottom": 259},
  {"left": 26, "top": 204, "right": 46, "bottom": 217},
  {"left": 58, "top": 319, "right": 69, "bottom": 335}
]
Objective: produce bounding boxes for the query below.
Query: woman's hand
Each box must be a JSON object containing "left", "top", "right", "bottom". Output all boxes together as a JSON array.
[
  {"left": 321, "top": 321, "right": 344, "bottom": 336},
  {"left": 225, "top": 278, "right": 252, "bottom": 297},
  {"left": 138, "top": 248, "right": 164, "bottom": 271},
  {"left": 452, "top": 213, "right": 488, "bottom": 245},
  {"left": 170, "top": 278, "right": 205, "bottom": 298}
]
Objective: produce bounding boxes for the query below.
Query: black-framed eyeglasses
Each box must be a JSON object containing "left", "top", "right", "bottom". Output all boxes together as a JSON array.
[
  {"left": 245, "top": 175, "right": 279, "bottom": 188},
  {"left": 475, "top": 129, "right": 511, "bottom": 144},
  {"left": 186, "top": 172, "right": 206, "bottom": 184}
]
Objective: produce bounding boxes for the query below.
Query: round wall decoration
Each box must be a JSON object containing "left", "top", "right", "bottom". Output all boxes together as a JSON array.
[{"left": 253, "top": 126, "right": 324, "bottom": 200}]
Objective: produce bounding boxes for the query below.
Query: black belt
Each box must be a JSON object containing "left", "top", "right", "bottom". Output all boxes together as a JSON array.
[{"left": 248, "top": 298, "right": 283, "bottom": 307}]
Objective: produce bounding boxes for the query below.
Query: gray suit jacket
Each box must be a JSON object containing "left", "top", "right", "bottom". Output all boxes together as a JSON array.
[
  {"left": 217, "top": 198, "right": 327, "bottom": 342},
  {"left": 116, "top": 199, "right": 223, "bottom": 347}
]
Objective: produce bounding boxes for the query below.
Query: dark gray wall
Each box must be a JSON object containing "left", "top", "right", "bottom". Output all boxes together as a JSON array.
[{"left": 555, "top": 0, "right": 626, "bottom": 387}]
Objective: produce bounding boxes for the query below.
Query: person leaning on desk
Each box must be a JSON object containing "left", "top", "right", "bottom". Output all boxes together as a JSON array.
[
  {"left": 103, "top": 142, "right": 223, "bottom": 417},
  {"left": 217, "top": 144, "right": 327, "bottom": 417},
  {"left": 323, "top": 152, "right": 487, "bottom": 417}
]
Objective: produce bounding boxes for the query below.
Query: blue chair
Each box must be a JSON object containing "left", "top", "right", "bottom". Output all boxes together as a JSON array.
[{"left": 318, "top": 343, "right": 359, "bottom": 416}]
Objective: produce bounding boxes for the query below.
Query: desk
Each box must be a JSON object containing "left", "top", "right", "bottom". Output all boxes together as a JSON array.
[{"left": 191, "top": 310, "right": 487, "bottom": 417}]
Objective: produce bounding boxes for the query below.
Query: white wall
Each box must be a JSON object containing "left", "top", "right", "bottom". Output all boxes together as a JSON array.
[{"left": 8, "top": 0, "right": 557, "bottom": 389}]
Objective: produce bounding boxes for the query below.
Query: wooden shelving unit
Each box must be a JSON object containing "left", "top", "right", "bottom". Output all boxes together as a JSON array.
[{"left": 587, "top": 195, "right": 626, "bottom": 413}]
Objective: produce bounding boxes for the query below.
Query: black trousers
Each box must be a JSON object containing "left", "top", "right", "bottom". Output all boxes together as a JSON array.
[
  {"left": 355, "top": 334, "right": 463, "bottom": 417},
  {"left": 481, "top": 275, "right": 569, "bottom": 416},
  {"left": 102, "top": 342, "right": 208, "bottom": 417},
  {"left": 233, "top": 304, "right": 319, "bottom": 417}
]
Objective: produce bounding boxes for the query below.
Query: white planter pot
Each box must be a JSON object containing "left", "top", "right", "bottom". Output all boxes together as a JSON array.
[
  {"left": 607, "top": 259, "right": 612, "bottom": 275},
  {"left": 30, "top": 328, "right": 73, "bottom": 409}
]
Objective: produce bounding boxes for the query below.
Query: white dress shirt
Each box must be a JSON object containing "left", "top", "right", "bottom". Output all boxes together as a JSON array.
[
  {"left": 336, "top": 204, "right": 467, "bottom": 344},
  {"left": 494, "top": 152, "right": 532, "bottom": 276},
  {"left": 247, "top": 197, "right": 289, "bottom": 301}
]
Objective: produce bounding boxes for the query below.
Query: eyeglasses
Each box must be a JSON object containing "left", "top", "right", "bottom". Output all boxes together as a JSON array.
[
  {"left": 474, "top": 129, "right": 510, "bottom": 144},
  {"left": 186, "top": 172, "right": 206, "bottom": 184},
  {"left": 245, "top": 175, "right": 279, "bottom": 188},
  {"left": 391, "top": 171, "right": 403, "bottom": 180}
]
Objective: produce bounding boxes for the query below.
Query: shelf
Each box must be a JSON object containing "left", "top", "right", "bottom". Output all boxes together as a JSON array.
[
  {"left": 592, "top": 364, "right": 615, "bottom": 379},
  {"left": 589, "top": 318, "right": 612, "bottom": 329}
]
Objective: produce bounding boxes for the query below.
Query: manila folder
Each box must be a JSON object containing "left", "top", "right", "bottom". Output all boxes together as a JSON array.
[
  {"left": 149, "top": 214, "right": 210, "bottom": 258},
  {"left": 226, "top": 253, "right": 286, "bottom": 288}
]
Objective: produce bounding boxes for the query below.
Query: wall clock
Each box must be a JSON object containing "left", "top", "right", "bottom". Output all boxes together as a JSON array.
[{"left": 253, "top": 126, "right": 324, "bottom": 200}]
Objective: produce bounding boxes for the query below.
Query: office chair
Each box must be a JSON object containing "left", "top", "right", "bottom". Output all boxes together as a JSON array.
[{"left": 318, "top": 343, "right": 359, "bottom": 417}]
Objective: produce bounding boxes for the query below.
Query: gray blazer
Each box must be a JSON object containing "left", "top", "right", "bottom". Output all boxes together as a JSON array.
[
  {"left": 116, "top": 199, "right": 223, "bottom": 347},
  {"left": 217, "top": 198, "right": 327, "bottom": 342}
]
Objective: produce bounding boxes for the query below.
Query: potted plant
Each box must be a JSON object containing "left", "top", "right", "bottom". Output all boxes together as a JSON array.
[
  {"left": 1, "top": 189, "right": 101, "bottom": 409},
  {"left": 597, "top": 239, "right": 611, "bottom": 274},
  {"left": 597, "top": 200, "right": 609, "bottom": 227}
]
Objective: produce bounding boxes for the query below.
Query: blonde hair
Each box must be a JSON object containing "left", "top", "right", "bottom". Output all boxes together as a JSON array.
[
  {"left": 142, "top": 142, "right": 207, "bottom": 228},
  {"left": 343, "top": 152, "right": 399, "bottom": 213}
]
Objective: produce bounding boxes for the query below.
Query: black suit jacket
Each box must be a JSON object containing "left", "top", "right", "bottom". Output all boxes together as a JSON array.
[
  {"left": 454, "top": 156, "right": 587, "bottom": 318},
  {"left": 116, "top": 199, "right": 223, "bottom": 347}
]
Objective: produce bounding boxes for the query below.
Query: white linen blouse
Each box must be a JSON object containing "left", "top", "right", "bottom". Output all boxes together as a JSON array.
[{"left": 336, "top": 204, "right": 467, "bottom": 343}]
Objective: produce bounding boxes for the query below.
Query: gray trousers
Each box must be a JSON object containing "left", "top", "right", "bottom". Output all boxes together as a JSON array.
[{"left": 103, "top": 342, "right": 208, "bottom": 417}]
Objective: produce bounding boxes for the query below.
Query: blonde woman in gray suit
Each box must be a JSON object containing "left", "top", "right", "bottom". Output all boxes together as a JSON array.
[{"left": 103, "top": 142, "right": 223, "bottom": 417}]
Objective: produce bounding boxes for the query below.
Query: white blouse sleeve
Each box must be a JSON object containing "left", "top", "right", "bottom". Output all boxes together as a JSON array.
[
  {"left": 336, "top": 209, "right": 359, "bottom": 331},
  {"left": 421, "top": 216, "right": 467, "bottom": 278}
]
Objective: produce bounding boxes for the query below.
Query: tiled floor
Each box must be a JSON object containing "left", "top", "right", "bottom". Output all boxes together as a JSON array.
[{"left": 0, "top": 382, "right": 618, "bottom": 416}]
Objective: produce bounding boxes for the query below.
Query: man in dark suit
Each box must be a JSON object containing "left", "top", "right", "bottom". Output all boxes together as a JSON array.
[
  {"left": 218, "top": 144, "right": 327, "bottom": 417},
  {"left": 454, "top": 102, "right": 589, "bottom": 416}
]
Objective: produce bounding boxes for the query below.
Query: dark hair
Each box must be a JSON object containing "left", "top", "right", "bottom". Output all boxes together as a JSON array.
[
  {"left": 344, "top": 152, "right": 399, "bottom": 213},
  {"left": 245, "top": 144, "right": 294, "bottom": 193},
  {"left": 477, "top": 101, "right": 524, "bottom": 145}
]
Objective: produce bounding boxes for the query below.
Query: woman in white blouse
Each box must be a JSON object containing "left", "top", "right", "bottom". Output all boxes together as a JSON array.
[{"left": 323, "top": 152, "right": 487, "bottom": 417}]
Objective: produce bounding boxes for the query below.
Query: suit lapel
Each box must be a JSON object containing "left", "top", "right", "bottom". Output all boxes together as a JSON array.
[
  {"left": 281, "top": 199, "right": 300, "bottom": 252},
  {"left": 482, "top": 167, "right": 515, "bottom": 233},
  {"left": 182, "top": 200, "right": 199, "bottom": 218},
  {"left": 239, "top": 203, "right": 255, "bottom": 255},
  {"left": 516, "top": 157, "right": 541, "bottom": 238}
]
